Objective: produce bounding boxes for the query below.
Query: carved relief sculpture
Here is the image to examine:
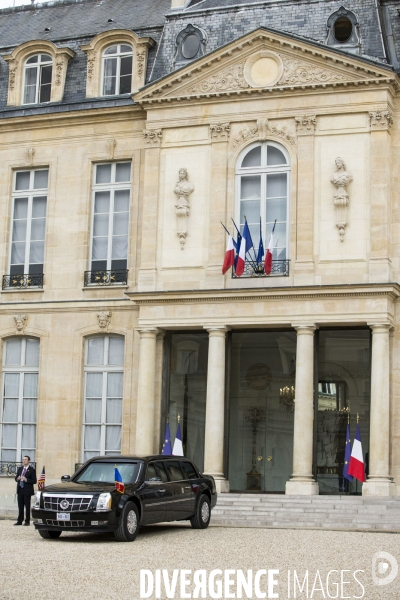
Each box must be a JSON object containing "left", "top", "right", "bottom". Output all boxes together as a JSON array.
[
  {"left": 369, "top": 110, "right": 393, "bottom": 131},
  {"left": 8, "top": 59, "right": 18, "bottom": 90},
  {"left": 231, "top": 118, "right": 296, "bottom": 149},
  {"left": 107, "top": 138, "right": 116, "bottom": 159},
  {"left": 137, "top": 49, "right": 146, "bottom": 77},
  {"left": 173, "top": 168, "right": 194, "bottom": 249},
  {"left": 210, "top": 123, "right": 230, "bottom": 141},
  {"left": 26, "top": 147, "right": 35, "bottom": 166},
  {"left": 55, "top": 60, "right": 63, "bottom": 85},
  {"left": 143, "top": 128, "right": 162, "bottom": 147},
  {"left": 331, "top": 157, "right": 353, "bottom": 242},
  {"left": 14, "top": 314, "right": 28, "bottom": 334},
  {"left": 86, "top": 50, "right": 96, "bottom": 81},
  {"left": 295, "top": 115, "right": 317, "bottom": 134},
  {"left": 97, "top": 311, "right": 111, "bottom": 331}
]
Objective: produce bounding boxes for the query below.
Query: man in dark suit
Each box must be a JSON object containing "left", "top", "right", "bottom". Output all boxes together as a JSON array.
[{"left": 14, "top": 455, "right": 37, "bottom": 526}]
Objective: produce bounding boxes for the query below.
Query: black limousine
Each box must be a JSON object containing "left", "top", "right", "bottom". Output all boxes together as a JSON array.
[{"left": 32, "top": 455, "right": 217, "bottom": 542}]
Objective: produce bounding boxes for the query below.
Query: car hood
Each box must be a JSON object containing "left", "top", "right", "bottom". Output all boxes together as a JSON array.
[{"left": 41, "top": 482, "right": 117, "bottom": 495}]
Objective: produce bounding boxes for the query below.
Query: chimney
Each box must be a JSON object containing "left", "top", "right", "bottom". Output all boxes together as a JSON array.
[{"left": 171, "top": 0, "right": 187, "bottom": 9}]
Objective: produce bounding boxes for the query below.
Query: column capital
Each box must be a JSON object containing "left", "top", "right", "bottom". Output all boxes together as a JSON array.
[
  {"left": 368, "top": 322, "right": 393, "bottom": 333},
  {"left": 203, "top": 325, "right": 229, "bottom": 336},
  {"left": 136, "top": 327, "right": 160, "bottom": 338},
  {"left": 291, "top": 323, "right": 317, "bottom": 334}
]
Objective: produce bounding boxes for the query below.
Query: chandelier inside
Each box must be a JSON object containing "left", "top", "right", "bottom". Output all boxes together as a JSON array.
[{"left": 279, "top": 385, "right": 295, "bottom": 411}]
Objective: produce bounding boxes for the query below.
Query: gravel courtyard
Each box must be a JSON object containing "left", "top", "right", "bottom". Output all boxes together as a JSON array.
[{"left": 0, "top": 520, "right": 399, "bottom": 600}]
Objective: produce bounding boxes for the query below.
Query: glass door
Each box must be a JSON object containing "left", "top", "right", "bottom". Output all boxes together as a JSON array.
[{"left": 228, "top": 331, "right": 296, "bottom": 492}]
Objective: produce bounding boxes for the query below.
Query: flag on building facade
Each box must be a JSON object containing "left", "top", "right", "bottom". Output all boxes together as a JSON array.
[
  {"left": 172, "top": 417, "right": 184, "bottom": 456},
  {"left": 222, "top": 234, "right": 235, "bottom": 274},
  {"left": 343, "top": 423, "right": 353, "bottom": 483},
  {"left": 38, "top": 466, "right": 46, "bottom": 490},
  {"left": 236, "top": 220, "right": 254, "bottom": 277},
  {"left": 348, "top": 422, "right": 366, "bottom": 483},
  {"left": 162, "top": 421, "right": 173, "bottom": 455},
  {"left": 114, "top": 466, "right": 125, "bottom": 493},
  {"left": 264, "top": 221, "right": 276, "bottom": 275},
  {"left": 256, "top": 217, "right": 264, "bottom": 265}
]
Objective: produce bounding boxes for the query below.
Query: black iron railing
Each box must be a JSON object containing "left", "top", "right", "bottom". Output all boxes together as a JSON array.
[
  {"left": 232, "top": 260, "right": 290, "bottom": 278},
  {"left": 0, "top": 461, "right": 36, "bottom": 477},
  {"left": 84, "top": 269, "right": 129, "bottom": 286},
  {"left": 2, "top": 273, "right": 44, "bottom": 290}
]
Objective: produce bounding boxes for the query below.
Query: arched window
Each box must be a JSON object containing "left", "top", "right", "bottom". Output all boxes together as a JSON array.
[
  {"left": 236, "top": 141, "right": 290, "bottom": 263},
  {"left": 1, "top": 337, "right": 40, "bottom": 462},
  {"left": 23, "top": 54, "right": 52, "bottom": 105},
  {"left": 83, "top": 335, "right": 124, "bottom": 461},
  {"left": 102, "top": 44, "right": 133, "bottom": 96}
]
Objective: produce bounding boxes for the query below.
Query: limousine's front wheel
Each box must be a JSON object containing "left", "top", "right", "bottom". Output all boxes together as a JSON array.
[
  {"left": 115, "top": 501, "right": 139, "bottom": 542},
  {"left": 38, "top": 530, "right": 62, "bottom": 540},
  {"left": 190, "top": 495, "right": 211, "bottom": 529}
]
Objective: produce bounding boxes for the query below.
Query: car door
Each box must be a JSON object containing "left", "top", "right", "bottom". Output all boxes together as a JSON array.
[
  {"left": 137, "top": 462, "right": 167, "bottom": 525},
  {"left": 179, "top": 460, "right": 197, "bottom": 515},
  {"left": 164, "top": 460, "right": 194, "bottom": 521}
]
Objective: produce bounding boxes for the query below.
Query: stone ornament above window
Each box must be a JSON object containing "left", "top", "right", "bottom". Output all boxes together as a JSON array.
[
  {"left": 243, "top": 51, "right": 283, "bottom": 88},
  {"left": 14, "top": 314, "right": 28, "bottom": 334},
  {"left": 97, "top": 311, "right": 111, "bottom": 331},
  {"left": 81, "top": 30, "right": 155, "bottom": 98},
  {"left": 2, "top": 40, "right": 75, "bottom": 107}
]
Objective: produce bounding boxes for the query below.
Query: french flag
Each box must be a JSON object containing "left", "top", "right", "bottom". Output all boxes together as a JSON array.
[
  {"left": 222, "top": 234, "right": 235, "bottom": 274},
  {"left": 236, "top": 220, "right": 253, "bottom": 277},
  {"left": 264, "top": 221, "right": 276, "bottom": 275},
  {"left": 172, "top": 421, "right": 184, "bottom": 456},
  {"left": 348, "top": 423, "right": 366, "bottom": 483}
]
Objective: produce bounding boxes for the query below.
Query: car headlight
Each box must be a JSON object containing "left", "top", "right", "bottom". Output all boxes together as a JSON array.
[
  {"left": 33, "top": 491, "right": 41, "bottom": 508},
  {"left": 96, "top": 492, "right": 112, "bottom": 511}
]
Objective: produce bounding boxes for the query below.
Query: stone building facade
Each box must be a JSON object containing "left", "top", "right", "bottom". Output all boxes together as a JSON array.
[{"left": 0, "top": 0, "right": 400, "bottom": 498}]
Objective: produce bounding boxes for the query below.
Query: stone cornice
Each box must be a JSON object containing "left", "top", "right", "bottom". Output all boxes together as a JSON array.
[{"left": 126, "top": 283, "right": 400, "bottom": 305}]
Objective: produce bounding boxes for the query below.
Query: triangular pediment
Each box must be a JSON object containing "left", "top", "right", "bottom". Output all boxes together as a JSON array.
[{"left": 135, "top": 28, "right": 397, "bottom": 104}]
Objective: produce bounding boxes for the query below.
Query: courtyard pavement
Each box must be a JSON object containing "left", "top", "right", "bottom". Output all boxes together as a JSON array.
[{"left": 0, "top": 520, "right": 399, "bottom": 600}]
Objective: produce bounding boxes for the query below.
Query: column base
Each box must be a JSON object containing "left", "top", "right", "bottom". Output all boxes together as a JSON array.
[
  {"left": 205, "top": 475, "right": 230, "bottom": 493},
  {"left": 285, "top": 479, "right": 319, "bottom": 496},
  {"left": 362, "top": 479, "right": 396, "bottom": 497}
]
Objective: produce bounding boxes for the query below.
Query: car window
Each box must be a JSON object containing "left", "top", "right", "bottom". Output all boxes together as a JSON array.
[
  {"left": 154, "top": 461, "right": 168, "bottom": 483},
  {"left": 75, "top": 462, "right": 140, "bottom": 484},
  {"left": 165, "top": 460, "right": 184, "bottom": 482},
  {"left": 180, "top": 461, "right": 198, "bottom": 480},
  {"left": 146, "top": 463, "right": 157, "bottom": 480}
]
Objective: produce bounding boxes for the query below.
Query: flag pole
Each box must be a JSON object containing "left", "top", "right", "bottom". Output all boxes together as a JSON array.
[
  {"left": 220, "top": 222, "right": 231, "bottom": 236},
  {"left": 243, "top": 215, "right": 258, "bottom": 264}
]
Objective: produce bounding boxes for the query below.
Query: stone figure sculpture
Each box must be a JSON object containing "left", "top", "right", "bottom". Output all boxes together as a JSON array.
[
  {"left": 14, "top": 314, "right": 28, "bottom": 334},
  {"left": 173, "top": 168, "right": 194, "bottom": 249},
  {"left": 330, "top": 157, "right": 352, "bottom": 242}
]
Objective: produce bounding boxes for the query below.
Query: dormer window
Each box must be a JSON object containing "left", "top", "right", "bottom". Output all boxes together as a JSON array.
[
  {"left": 23, "top": 54, "right": 52, "bottom": 105},
  {"left": 326, "top": 7, "right": 360, "bottom": 55},
  {"left": 175, "top": 24, "right": 206, "bottom": 68},
  {"left": 102, "top": 44, "right": 133, "bottom": 95}
]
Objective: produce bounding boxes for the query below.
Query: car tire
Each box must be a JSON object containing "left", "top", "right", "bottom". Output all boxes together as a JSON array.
[
  {"left": 38, "top": 529, "right": 62, "bottom": 539},
  {"left": 114, "top": 501, "right": 139, "bottom": 542},
  {"left": 190, "top": 494, "right": 211, "bottom": 529}
]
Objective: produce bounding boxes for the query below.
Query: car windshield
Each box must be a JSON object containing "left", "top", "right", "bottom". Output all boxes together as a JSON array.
[{"left": 74, "top": 462, "right": 141, "bottom": 484}]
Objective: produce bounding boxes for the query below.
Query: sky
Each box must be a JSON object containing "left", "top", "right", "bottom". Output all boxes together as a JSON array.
[{"left": 0, "top": 0, "right": 53, "bottom": 8}]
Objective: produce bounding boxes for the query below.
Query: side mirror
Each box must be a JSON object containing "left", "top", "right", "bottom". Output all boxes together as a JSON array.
[
  {"left": 61, "top": 475, "right": 71, "bottom": 482},
  {"left": 146, "top": 476, "right": 162, "bottom": 484}
]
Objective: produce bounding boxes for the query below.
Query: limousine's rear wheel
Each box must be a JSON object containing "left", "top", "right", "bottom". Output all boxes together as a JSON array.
[
  {"left": 114, "top": 501, "right": 139, "bottom": 542},
  {"left": 190, "top": 495, "right": 211, "bottom": 529},
  {"left": 38, "top": 530, "right": 62, "bottom": 539}
]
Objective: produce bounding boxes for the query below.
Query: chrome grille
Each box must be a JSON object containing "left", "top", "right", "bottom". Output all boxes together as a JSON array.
[
  {"left": 43, "top": 494, "right": 93, "bottom": 512},
  {"left": 46, "top": 519, "right": 85, "bottom": 528}
]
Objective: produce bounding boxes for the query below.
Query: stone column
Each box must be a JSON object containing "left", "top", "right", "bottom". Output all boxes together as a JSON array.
[
  {"left": 293, "top": 115, "right": 317, "bottom": 286},
  {"left": 135, "top": 328, "right": 159, "bottom": 455},
  {"left": 363, "top": 323, "right": 395, "bottom": 496},
  {"left": 286, "top": 324, "right": 319, "bottom": 495},
  {"left": 203, "top": 326, "right": 229, "bottom": 492}
]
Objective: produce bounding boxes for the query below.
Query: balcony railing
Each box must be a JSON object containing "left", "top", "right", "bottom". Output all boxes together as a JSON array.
[
  {"left": 0, "top": 461, "right": 36, "bottom": 477},
  {"left": 84, "top": 269, "right": 129, "bottom": 287},
  {"left": 2, "top": 273, "right": 44, "bottom": 290},
  {"left": 232, "top": 260, "right": 290, "bottom": 278}
]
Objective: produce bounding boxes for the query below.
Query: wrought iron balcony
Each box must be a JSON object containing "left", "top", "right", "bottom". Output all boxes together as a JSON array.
[
  {"left": 232, "top": 260, "right": 290, "bottom": 278},
  {"left": 2, "top": 273, "right": 44, "bottom": 290},
  {"left": 0, "top": 461, "right": 36, "bottom": 477},
  {"left": 84, "top": 269, "right": 129, "bottom": 287}
]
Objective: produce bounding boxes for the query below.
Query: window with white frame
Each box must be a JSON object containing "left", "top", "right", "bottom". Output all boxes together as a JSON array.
[
  {"left": 23, "top": 54, "right": 52, "bottom": 105},
  {"left": 236, "top": 141, "right": 290, "bottom": 261},
  {"left": 90, "top": 162, "right": 131, "bottom": 274},
  {"left": 1, "top": 337, "right": 40, "bottom": 463},
  {"left": 10, "top": 169, "right": 48, "bottom": 276},
  {"left": 83, "top": 335, "right": 124, "bottom": 461},
  {"left": 102, "top": 44, "right": 133, "bottom": 96}
]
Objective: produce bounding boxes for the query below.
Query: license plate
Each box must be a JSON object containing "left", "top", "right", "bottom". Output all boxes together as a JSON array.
[{"left": 57, "top": 512, "right": 70, "bottom": 521}]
